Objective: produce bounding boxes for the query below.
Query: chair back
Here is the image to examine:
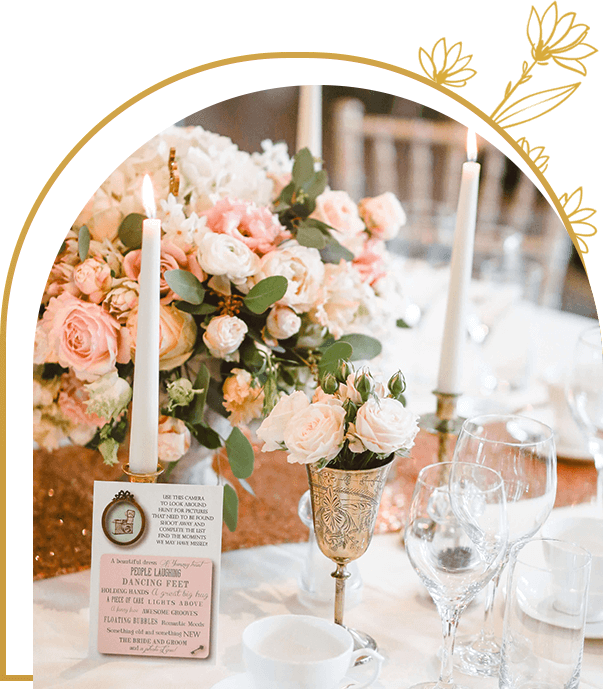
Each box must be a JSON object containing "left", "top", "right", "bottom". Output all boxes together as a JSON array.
[{"left": 331, "top": 98, "right": 571, "bottom": 307}]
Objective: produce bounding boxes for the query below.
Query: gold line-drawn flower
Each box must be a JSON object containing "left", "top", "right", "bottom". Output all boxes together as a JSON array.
[
  {"left": 560, "top": 187, "right": 597, "bottom": 255},
  {"left": 517, "top": 137, "right": 550, "bottom": 172},
  {"left": 528, "top": 2, "right": 597, "bottom": 75},
  {"left": 419, "top": 38, "right": 477, "bottom": 88},
  {"left": 491, "top": 2, "right": 597, "bottom": 127}
]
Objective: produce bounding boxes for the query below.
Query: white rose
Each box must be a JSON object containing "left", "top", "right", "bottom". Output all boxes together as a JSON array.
[
  {"left": 283, "top": 403, "right": 346, "bottom": 465},
  {"left": 257, "top": 391, "right": 310, "bottom": 451},
  {"left": 197, "top": 232, "right": 260, "bottom": 285},
  {"left": 256, "top": 244, "right": 324, "bottom": 313},
  {"left": 347, "top": 398, "right": 419, "bottom": 455},
  {"left": 266, "top": 305, "right": 302, "bottom": 340},
  {"left": 203, "top": 315, "right": 248, "bottom": 361},
  {"left": 84, "top": 372, "right": 132, "bottom": 422}
]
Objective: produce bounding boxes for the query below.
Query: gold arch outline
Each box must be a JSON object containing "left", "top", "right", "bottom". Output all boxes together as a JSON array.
[{"left": 9, "top": 50, "right": 590, "bottom": 682}]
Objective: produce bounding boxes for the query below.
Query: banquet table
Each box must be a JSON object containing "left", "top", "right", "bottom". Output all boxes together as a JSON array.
[
  {"left": 34, "top": 523, "right": 603, "bottom": 688},
  {"left": 33, "top": 301, "right": 602, "bottom": 686}
]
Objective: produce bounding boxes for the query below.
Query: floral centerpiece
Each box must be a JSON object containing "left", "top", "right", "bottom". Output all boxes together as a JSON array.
[{"left": 33, "top": 125, "right": 409, "bottom": 528}]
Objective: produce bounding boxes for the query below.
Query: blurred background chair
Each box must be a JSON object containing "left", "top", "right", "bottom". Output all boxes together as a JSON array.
[{"left": 330, "top": 97, "right": 573, "bottom": 309}]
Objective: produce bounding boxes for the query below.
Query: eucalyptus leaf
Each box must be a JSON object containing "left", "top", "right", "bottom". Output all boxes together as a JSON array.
[
  {"left": 244, "top": 276, "right": 288, "bottom": 314},
  {"left": 118, "top": 213, "right": 145, "bottom": 248},
  {"left": 292, "top": 147, "right": 314, "bottom": 186},
  {"left": 320, "top": 236, "right": 354, "bottom": 263},
  {"left": 175, "top": 301, "right": 217, "bottom": 315},
  {"left": 302, "top": 169, "right": 327, "bottom": 201},
  {"left": 188, "top": 363, "right": 209, "bottom": 424},
  {"left": 339, "top": 333, "right": 382, "bottom": 361},
  {"left": 164, "top": 269, "right": 205, "bottom": 305},
  {"left": 225, "top": 427, "right": 255, "bottom": 479},
  {"left": 297, "top": 224, "right": 326, "bottom": 250},
  {"left": 318, "top": 341, "right": 353, "bottom": 374},
  {"left": 193, "top": 423, "right": 222, "bottom": 449},
  {"left": 396, "top": 318, "right": 411, "bottom": 328},
  {"left": 78, "top": 225, "right": 90, "bottom": 262},
  {"left": 223, "top": 484, "right": 239, "bottom": 532}
]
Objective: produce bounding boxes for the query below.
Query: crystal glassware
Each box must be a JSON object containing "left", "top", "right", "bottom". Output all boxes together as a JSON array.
[
  {"left": 452, "top": 414, "right": 557, "bottom": 677},
  {"left": 566, "top": 325, "right": 603, "bottom": 514},
  {"left": 404, "top": 462, "right": 508, "bottom": 689}
]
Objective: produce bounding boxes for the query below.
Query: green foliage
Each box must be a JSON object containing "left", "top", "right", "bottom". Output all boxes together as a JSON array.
[
  {"left": 396, "top": 318, "right": 411, "bottom": 328},
  {"left": 192, "top": 423, "right": 222, "bottom": 449},
  {"left": 188, "top": 364, "right": 209, "bottom": 424},
  {"left": 175, "top": 302, "right": 217, "bottom": 315},
  {"left": 244, "top": 276, "right": 288, "bottom": 314},
  {"left": 78, "top": 225, "right": 90, "bottom": 262},
  {"left": 318, "top": 341, "right": 354, "bottom": 375},
  {"left": 223, "top": 484, "right": 239, "bottom": 532},
  {"left": 164, "top": 269, "right": 206, "bottom": 305},
  {"left": 339, "top": 334, "right": 382, "bottom": 361},
  {"left": 296, "top": 222, "right": 326, "bottom": 249},
  {"left": 225, "top": 427, "right": 255, "bottom": 479},
  {"left": 118, "top": 213, "right": 145, "bottom": 248}
]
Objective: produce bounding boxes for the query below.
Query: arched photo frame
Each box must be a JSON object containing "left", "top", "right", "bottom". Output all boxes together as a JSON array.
[{"left": 8, "top": 44, "right": 600, "bottom": 684}]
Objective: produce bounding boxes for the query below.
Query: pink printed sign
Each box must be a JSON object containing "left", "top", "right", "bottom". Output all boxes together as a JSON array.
[{"left": 98, "top": 554, "right": 213, "bottom": 658}]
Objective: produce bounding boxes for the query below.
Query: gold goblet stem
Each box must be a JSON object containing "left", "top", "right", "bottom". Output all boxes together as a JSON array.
[{"left": 332, "top": 563, "right": 351, "bottom": 626}]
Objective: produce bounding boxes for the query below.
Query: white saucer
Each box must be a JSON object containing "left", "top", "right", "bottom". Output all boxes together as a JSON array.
[
  {"left": 517, "top": 571, "right": 602, "bottom": 638},
  {"left": 585, "top": 619, "right": 603, "bottom": 640}
]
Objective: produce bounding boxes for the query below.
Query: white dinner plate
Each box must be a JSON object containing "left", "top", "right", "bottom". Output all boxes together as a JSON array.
[{"left": 211, "top": 674, "right": 252, "bottom": 689}]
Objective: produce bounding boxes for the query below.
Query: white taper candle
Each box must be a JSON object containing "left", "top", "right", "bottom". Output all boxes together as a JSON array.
[
  {"left": 296, "top": 85, "right": 322, "bottom": 160},
  {"left": 436, "top": 131, "right": 481, "bottom": 394},
  {"left": 128, "top": 175, "right": 161, "bottom": 473}
]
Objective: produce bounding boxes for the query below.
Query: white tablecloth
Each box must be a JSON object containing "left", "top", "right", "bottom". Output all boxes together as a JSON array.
[{"left": 34, "top": 531, "right": 603, "bottom": 688}]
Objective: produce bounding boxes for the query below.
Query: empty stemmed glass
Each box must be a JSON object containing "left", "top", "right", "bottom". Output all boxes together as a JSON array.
[
  {"left": 452, "top": 414, "right": 557, "bottom": 677},
  {"left": 405, "top": 462, "right": 508, "bottom": 689},
  {"left": 566, "top": 325, "right": 603, "bottom": 514}
]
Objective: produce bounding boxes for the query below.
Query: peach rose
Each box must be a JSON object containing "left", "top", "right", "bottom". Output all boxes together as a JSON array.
[
  {"left": 123, "top": 240, "right": 205, "bottom": 305},
  {"left": 126, "top": 304, "right": 197, "bottom": 371},
  {"left": 34, "top": 293, "right": 130, "bottom": 382},
  {"left": 73, "top": 256, "right": 113, "bottom": 303},
  {"left": 358, "top": 192, "right": 406, "bottom": 241},
  {"left": 203, "top": 197, "right": 288, "bottom": 255},
  {"left": 157, "top": 415, "right": 192, "bottom": 463},
  {"left": 222, "top": 369, "right": 265, "bottom": 426},
  {"left": 311, "top": 190, "right": 365, "bottom": 239}
]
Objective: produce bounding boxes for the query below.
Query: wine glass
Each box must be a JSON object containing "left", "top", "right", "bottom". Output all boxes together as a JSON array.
[
  {"left": 452, "top": 414, "right": 557, "bottom": 677},
  {"left": 404, "top": 462, "right": 508, "bottom": 689},
  {"left": 566, "top": 325, "right": 603, "bottom": 514}
]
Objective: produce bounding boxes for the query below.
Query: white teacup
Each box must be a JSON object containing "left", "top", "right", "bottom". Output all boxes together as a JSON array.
[
  {"left": 543, "top": 517, "right": 603, "bottom": 623},
  {"left": 242, "top": 615, "right": 382, "bottom": 689}
]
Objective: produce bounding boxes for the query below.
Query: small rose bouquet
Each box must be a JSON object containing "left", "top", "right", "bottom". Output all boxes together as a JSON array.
[{"left": 257, "top": 361, "right": 420, "bottom": 471}]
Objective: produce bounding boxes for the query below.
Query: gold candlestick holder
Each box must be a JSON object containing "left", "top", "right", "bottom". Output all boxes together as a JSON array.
[
  {"left": 123, "top": 463, "right": 165, "bottom": 483},
  {"left": 419, "top": 391, "right": 464, "bottom": 463}
]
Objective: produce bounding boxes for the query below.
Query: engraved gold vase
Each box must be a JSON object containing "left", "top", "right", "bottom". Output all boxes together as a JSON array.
[{"left": 306, "top": 458, "right": 393, "bottom": 646}]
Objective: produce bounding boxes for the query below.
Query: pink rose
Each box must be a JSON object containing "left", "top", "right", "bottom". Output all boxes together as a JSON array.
[
  {"left": 73, "top": 256, "right": 113, "bottom": 303},
  {"left": 311, "top": 190, "right": 365, "bottom": 239},
  {"left": 34, "top": 293, "right": 130, "bottom": 382},
  {"left": 157, "top": 415, "right": 192, "bottom": 463},
  {"left": 57, "top": 372, "right": 106, "bottom": 428},
  {"left": 123, "top": 240, "right": 205, "bottom": 305},
  {"left": 203, "top": 197, "right": 288, "bottom": 255},
  {"left": 353, "top": 239, "right": 387, "bottom": 285},
  {"left": 358, "top": 192, "right": 406, "bottom": 241}
]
